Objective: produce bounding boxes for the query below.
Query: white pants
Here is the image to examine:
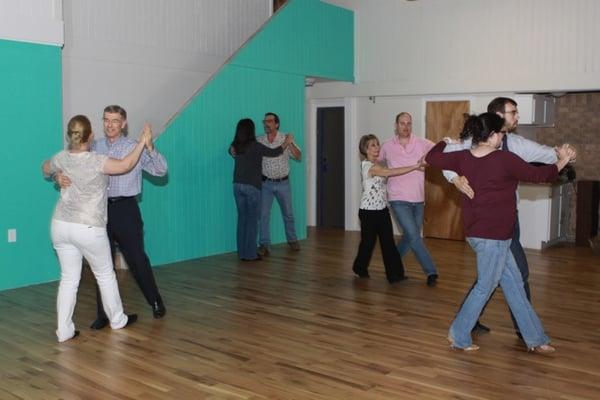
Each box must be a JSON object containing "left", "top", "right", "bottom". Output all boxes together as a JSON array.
[{"left": 51, "top": 219, "right": 128, "bottom": 342}]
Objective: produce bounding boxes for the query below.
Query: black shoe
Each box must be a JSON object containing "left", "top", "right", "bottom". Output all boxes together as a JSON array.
[
  {"left": 125, "top": 314, "right": 138, "bottom": 327},
  {"left": 472, "top": 321, "right": 491, "bottom": 334},
  {"left": 71, "top": 330, "right": 80, "bottom": 340},
  {"left": 352, "top": 266, "right": 370, "bottom": 278},
  {"left": 426, "top": 274, "right": 438, "bottom": 287},
  {"left": 388, "top": 275, "right": 408, "bottom": 284},
  {"left": 152, "top": 299, "right": 166, "bottom": 319},
  {"left": 90, "top": 316, "right": 109, "bottom": 330}
]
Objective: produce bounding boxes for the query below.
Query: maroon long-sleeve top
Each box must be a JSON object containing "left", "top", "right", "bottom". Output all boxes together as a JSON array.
[{"left": 425, "top": 141, "right": 558, "bottom": 240}]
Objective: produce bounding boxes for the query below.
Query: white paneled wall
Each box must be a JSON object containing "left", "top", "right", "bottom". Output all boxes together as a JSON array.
[
  {"left": 0, "top": 0, "right": 63, "bottom": 45},
  {"left": 62, "top": 0, "right": 270, "bottom": 137},
  {"left": 319, "top": 0, "right": 600, "bottom": 97}
]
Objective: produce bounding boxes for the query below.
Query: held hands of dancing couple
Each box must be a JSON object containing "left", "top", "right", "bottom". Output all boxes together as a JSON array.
[
  {"left": 44, "top": 123, "right": 155, "bottom": 186},
  {"left": 369, "top": 156, "right": 426, "bottom": 178}
]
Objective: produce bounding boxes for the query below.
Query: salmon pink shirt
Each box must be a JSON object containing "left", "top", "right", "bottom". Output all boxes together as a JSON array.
[{"left": 378, "top": 134, "right": 435, "bottom": 202}]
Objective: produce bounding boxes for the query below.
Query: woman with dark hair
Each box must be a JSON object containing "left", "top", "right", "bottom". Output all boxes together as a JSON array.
[
  {"left": 231, "top": 118, "right": 292, "bottom": 261},
  {"left": 42, "top": 115, "right": 152, "bottom": 342},
  {"left": 425, "top": 112, "right": 575, "bottom": 353},
  {"left": 352, "top": 134, "right": 424, "bottom": 283}
]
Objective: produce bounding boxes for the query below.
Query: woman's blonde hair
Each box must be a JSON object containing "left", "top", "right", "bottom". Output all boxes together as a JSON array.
[
  {"left": 67, "top": 115, "right": 92, "bottom": 149},
  {"left": 358, "top": 134, "right": 379, "bottom": 160}
]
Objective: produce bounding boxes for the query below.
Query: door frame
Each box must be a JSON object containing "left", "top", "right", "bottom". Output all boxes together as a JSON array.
[{"left": 308, "top": 98, "right": 358, "bottom": 230}]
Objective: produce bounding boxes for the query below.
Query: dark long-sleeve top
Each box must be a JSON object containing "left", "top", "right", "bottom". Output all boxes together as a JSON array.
[
  {"left": 233, "top": 142, "right": 283, "bottom": 189},
  {"left": 425, "top": 141, "right": 559, "bottom": 240}
]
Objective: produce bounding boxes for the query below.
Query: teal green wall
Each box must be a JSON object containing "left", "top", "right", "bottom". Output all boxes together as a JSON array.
[
  {"left": 0, "top": 0, "right": 352, "bottom": 291},
  {"left": 0, "top": 39, "right": 63, "bottom": 291},
  {"left": 141, "top": 0, "right": 353, "bottom": 264}
]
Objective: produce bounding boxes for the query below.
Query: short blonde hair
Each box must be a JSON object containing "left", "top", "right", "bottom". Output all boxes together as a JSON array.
[{"left": 359, "top": 134, "right": 379, "bottom": 160}]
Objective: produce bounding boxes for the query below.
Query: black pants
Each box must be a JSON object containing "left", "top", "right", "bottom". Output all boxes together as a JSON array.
[
  {"left": 353, "top": 208, "right": 405, "bottom": 282},
  {"left": 96, "top": 197, "right": 161, "bottom": 318},
  {"left": 461, "top": 213, "right": 530, "bottom": 331}
]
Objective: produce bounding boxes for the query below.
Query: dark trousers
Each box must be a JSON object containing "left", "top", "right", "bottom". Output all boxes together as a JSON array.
[
  {"left": 460, "top": 213, "right": 530, "bottom": 331},
  {"left": 353, "top": 208, "right": 405, "bottom": 282},
  {"left": 96, "top": 197, "right": 161, "bottom": 318}
]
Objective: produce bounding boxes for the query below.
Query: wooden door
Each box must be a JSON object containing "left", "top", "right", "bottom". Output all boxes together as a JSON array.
[{"left": 424, "top": 101, "right": 470, "bottom": 240}]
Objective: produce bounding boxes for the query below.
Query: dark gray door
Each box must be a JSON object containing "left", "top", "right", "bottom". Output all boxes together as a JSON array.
[{"left": 316, "top": 107, "right": 345, "bottom": 228}]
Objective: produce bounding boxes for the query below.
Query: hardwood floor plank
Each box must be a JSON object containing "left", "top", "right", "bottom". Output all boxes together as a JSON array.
[{"left": 1, "top": 228, "right": 599, "bottom": 399}]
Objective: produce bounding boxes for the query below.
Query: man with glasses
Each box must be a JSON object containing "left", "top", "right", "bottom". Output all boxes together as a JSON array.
[
  {"left": 257, "top": 112, "right": 301, "bottom": 256},
  {"left": 56, "top": 105, "right": 168, "bottom": 329},
  {"left": 443, "top": 96, "right": 575, "bottom": 336}
]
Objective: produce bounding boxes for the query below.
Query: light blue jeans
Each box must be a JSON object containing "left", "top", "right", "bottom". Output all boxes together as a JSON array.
[
  {"left": 233, "top": 183, "right": 261, "bottom": 260},
  {"left": 449, "top": 237, "right": 550, "bottom": 349},
  {"left": 259, "top": 179, "right": 297, "bottom": 247},
  {"left": 389, "top": 201, "right": 437, "bottom": 277}
]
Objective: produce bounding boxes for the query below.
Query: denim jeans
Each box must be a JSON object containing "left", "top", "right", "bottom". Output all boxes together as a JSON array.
[
  {"left": 389, "top": 200, "right": 437, "bottom": 277},
  {"left": 233, "top": 183, "right": 261, "bottom": 260},
  {"left": 259, "top": 179, "right": 297, "bottom": 247},
  {"left": 449, "top": 237, "right": 550, "bottom": 349}
]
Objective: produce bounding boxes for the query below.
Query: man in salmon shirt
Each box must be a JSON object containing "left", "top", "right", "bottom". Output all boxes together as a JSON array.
[{"left": 379, "top": 112, "right": 439, "bottom": 286}]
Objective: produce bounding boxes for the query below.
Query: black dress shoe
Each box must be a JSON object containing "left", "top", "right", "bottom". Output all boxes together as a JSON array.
[
  {"left": 152, "top": 300, "right": 166, "bottom": 319},
  {"left": 352, "top": 266, "right": 370, "bottom": 278},
  {"left": 472, "top": 321, "right": 491, "bottom": 334},
  {"left": 426, "top": 274, "right": 438, "bottom": 287},
  {"left": 71, "top": 330, "right": 80, "bottom": 340},
  {"left": 125, "top": 314, "right": 138, "bottom": 327},
  {"left": 90, "top": 316, "right": 109, "bottom": 330},
  {"left": 388, "top": 275, "right": 408, "bottom": 284}
]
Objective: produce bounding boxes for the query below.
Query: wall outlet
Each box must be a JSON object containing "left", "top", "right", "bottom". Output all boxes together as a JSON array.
[{"left": 8, "top": 229, "right": 17, "bottom": 243}]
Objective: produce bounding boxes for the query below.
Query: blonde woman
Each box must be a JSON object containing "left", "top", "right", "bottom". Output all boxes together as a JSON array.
[
  {"left": 353, "top": 134, "right": 424, "bottom": 283},
  {"left": 42, "top": 115, "right": 151, "bottom": 342}
]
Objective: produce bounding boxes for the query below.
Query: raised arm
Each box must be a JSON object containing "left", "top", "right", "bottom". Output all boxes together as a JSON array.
[
  {"left": 102, "top": 124, "right": 152, "bottom": 175},
  {"left": 505, "top": 145, "right": 574, "bottom": 183},
  {"left": 508, "top": 134, "right": 558, "bottom": 164},
  {"left": 424, "top": 141, "right": 463, "bottom": 173}
]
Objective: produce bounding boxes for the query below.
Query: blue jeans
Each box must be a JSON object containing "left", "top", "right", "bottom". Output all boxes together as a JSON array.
[
  {"left": 389, "top": 201, "right": 437, "bottom": 277},
  {"left": 233, "top": 183, "right": 261, "bottom": 260},
  {"left": 259, "top": 179, "right": 297, "bottom": 247},
  {"left": 449, "top": 237, "right": 550, "bottom": 349}
]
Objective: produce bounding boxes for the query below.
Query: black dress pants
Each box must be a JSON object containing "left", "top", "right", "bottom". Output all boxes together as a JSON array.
[
  {"left": 96, "top": 197, "right": 161, "bottom": 318},
  {"left": 353, "top": 208, "right": 405, "bottom": 282}
]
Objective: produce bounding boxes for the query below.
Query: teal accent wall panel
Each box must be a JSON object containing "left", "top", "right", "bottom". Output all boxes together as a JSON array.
[
  {"left": 232, "top": 0, "right": 354, "bottom": 82},
  {"left": 142, "top": 65, "right": 305, "bottom": 264},
  {"left": 141, "top": 0, "right": 353, "bottom": 265},
  {"left": 0, "top": 39, "right": 62, "bottom": 291},
  {"left": 0, "top": 0, "right": 352, "bottom": 291}
]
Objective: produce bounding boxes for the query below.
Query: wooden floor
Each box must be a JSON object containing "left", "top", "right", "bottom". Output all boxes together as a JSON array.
[{"left": 1, "top": 228, "right": 600, "bottom": 400}]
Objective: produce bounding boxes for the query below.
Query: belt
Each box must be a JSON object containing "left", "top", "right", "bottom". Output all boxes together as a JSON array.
[
  {"left": 262, "top": 175, "right": 288, "bottom": 182},
  {"left": 108, "top": 196, "right": 136, "bottom": 204}
]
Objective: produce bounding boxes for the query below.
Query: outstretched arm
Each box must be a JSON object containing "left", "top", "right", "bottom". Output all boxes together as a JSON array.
[{"left": 369, "top": 157, "right": 424, "bottom": 177}]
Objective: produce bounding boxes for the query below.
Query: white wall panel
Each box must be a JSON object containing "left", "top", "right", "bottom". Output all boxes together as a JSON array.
[
  {"left": 62, "top": 0, "right": 270, "bottom": 136},
  {"left": 319, "top": 0, "right": 600, "bottom": 97},
  {"left": 0, "top": 0, "right": 63, "bottom": 45}
]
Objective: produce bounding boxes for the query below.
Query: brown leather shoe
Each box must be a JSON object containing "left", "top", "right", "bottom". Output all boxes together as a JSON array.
[{"left": 288, "top": 241, "right": 300, "bottom": 251}]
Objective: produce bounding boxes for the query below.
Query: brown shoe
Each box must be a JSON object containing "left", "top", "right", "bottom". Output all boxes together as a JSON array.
[
  {"left": 288, "top": 241, "right": 300, "bottom": 251},
  {"left": 257, "top": 245, "right": 270, "bottom": 256}
]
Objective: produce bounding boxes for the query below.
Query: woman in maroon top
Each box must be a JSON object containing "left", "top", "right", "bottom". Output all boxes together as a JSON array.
[{"left": 425, "top": 113, "right": 575, "bottom": 353}]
